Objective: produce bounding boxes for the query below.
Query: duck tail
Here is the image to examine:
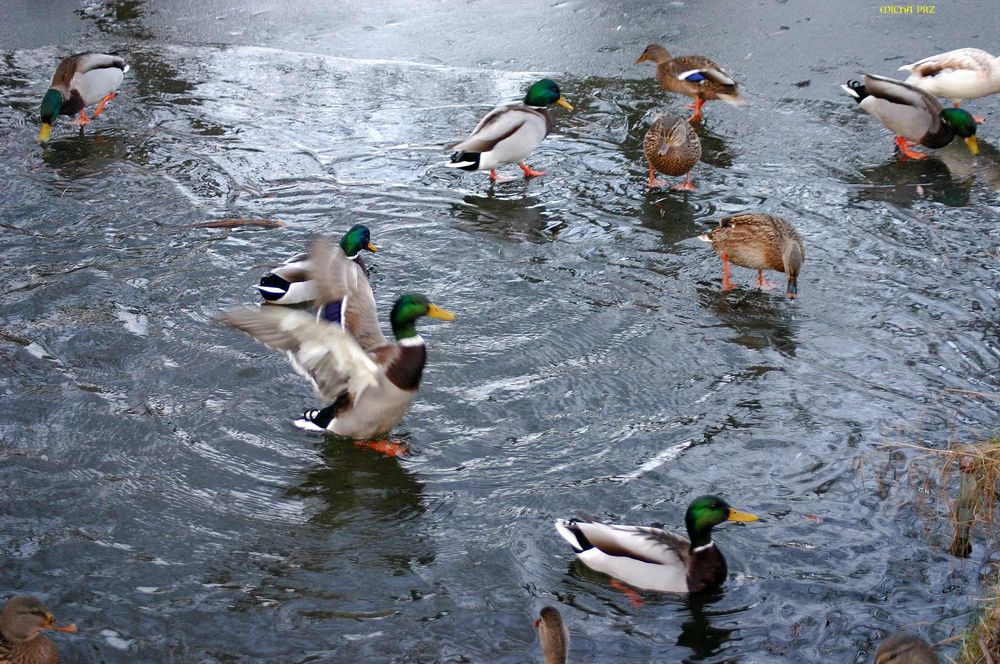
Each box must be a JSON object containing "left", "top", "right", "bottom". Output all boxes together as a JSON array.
[
  {"left": 697, "top": 234, "right": 712, "bottom": 243},
  {"left": 253, "top": 274, "right": 291, "bottom": 301},
  {"left": 717, "top": 91, "right": 747, "bottom": 107},
  {"left": 446, "top": 151, "right": 481, "bottom": 171},
  {"left": 840, "top": 80, "right": 868, "bottom": 103},
  {"left": 555, "top": 519, "right": 592, "bottom": 552}
]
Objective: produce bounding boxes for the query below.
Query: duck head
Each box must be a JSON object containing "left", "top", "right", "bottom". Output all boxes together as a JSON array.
[
  {"left": 38, "top": 89, "right": 63, "bottom": 143},
  {"left": 940, "top": 108, "right": 979, "bottom": 155},
  {"left": 339, "top": 224, "right": 378, "bottom": 258},
  {"left": 390, "top": 293, "right": 455, "bottom": 340},
  {"left": 0, "top": 596, "right": 76, "bottom": 643},
  {"left": 685, "top": 495, "right": 758, "bottom": 548},
  {"left": 524, "top": 79, "right": 573, "bottom": 110}
]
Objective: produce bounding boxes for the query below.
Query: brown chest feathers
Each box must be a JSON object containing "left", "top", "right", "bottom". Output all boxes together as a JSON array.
[
  {"left": 643, "top": 113, "right": 701, "bottom": 177},
  {"left": 0, "top": 635, "right": 60, "bottom": 664}
]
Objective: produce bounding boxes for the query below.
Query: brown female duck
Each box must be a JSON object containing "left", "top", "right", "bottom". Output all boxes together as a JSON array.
[
  {"left": 875, "top": 632, "right": 939, "bottom": 664},
  {"left": 699, "top": 213, "right": 805, "bottom": 298},
  {"left": 635, "top": 44, "right": 745, "bottom": 122},
  {"left": 0, "top": 596, "right": 76, "bottom": 664},
  {"left": 534, "top": 606, "right": 569, "bottom": 664},
  {"left": 643, "top": 112, "right": 701, "bottom": 190}
]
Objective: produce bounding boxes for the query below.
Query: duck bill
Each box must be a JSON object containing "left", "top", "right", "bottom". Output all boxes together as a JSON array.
[
  {"left": 635, "top": 54, "right": 648, "bottom": 64},
  {"left": 727, "top": 509, "right": 759, "bottom": 523},
  {"left": 965, "top": 135, "right": 979, "bottom": 155},
  {"left": 557, "top": 97, "right": 573, "bottom": 111},
  {"left": 38, "top": 123, "right": 53, "bottom": 143},
  {"left": 426, "top": 304, "right": 455, "bottom": 321},
  {"left": 366, "top": 241, "right": 378, "bottom": 253},
  {"left": 43, "top": 614, "right": 77, "bottom": 633}
]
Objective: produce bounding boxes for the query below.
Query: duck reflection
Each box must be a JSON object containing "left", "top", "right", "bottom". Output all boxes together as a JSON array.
[
  {"left": 451, "top": 191, "right": 564, "bottom": 243},
  {"left": 854, "top": 155, "right": 972, "bottom": 207},
  {"left": 696, "top": 284, "right": 799, "bottom": 358},
  {"left": 675, "top": 593, "right": 736, "bottom": 660},
  {"left": 636, "top": 195, "right": 700, "bottom": 250},
  {"left": 288, "top": 435, "right": 427, "bottom": 537},
  {"left": 76, "top": 0, "right": 154, "bottom": 40}
]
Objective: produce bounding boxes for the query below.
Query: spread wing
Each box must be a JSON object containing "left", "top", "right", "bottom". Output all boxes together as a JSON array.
[
  {"left": 223, "top": 308, "right": 379, "bottom": 401},
  {"left": 309, "top": 238, "right": 387, "bottom": 351},
  {"left": 448, "top": 104, "right": 540, "bottom": 153}
]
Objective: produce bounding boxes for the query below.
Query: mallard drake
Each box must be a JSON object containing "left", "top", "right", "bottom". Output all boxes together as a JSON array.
[
  {"left": 841, "top": 73, "right": 979, "bottom": 160},
  {"left": 554, "top": 495, "right": 758, "bottom": 594},
  {"left": 224, "top": 238, "right": 454, "bottom": 440},
  {"left": 446, "top": 78, "right": 573, "bottom": 183},
  {"left": 698, "top": 213, "right": 805, "bottom": 298},
  {"left": 534, "top": 606, "right": 569, "bottom": 664},
  {"left": 875, "top": 632, "right": 939, "bottom": 664},
  {"left": 253, "top": 224, "right": 377, "bottom": 306},
  {"left": 643, "top": 112, "right": 701, "bottom": 190},
  {"left": 0, "top": 596, "right": 76, "bottom": 664},
  {"left": 38, "top": 52, "right": 129, "bottom": 143},
  {"left": 900, "top": 48, "right": 1000, "bottom": 120},
  {"left": 635, "top": 44, "right": 745, "bottom": 123}
]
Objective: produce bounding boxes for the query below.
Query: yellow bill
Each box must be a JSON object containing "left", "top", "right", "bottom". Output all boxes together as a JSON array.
[
  {"left": 426, "top": 304, "right": 455, "bottom": 321},
  {"left": 727, "top": 508, "right": 759, "bottom": 523},
  {"left": 965, "top": 136, "right": 979, "bottom": 156},
  {"left": 38, "top": 123, "right": 52, "bottom": 143},
  {"left": 367, "top": 241, "right": 378, "bottom": 252},
  {"left": 557, "top": 97, "right": 574, "bottom": 111}
]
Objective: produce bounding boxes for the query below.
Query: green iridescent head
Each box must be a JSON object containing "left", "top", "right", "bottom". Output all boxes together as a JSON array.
[
  {"left": 940, "top": 108, "right": 979, "bottom": 155},
  {"left": 523, "top": 79, "right": 574, "bottom": 110},
  {"left": 684, "top": 495, "right": 758, "bottom": 548},
  {"left": 339, "top": 224, "right": 377, "bottom": 257},
  {"left": 38, "top": 89, "right": 64, "bottom": 142},
  {"left": 389, "top": 293, "right": 455, "bottom": 340}
]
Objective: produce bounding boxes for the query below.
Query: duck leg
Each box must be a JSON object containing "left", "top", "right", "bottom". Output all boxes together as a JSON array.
[
  {"left": 609, "top": 579, "right": 645, "bottom": 609},
  {"left": 518, "top": 162, "right": 546, "bottom": 178},
  {"left": 756, "top": 270, "right": 778, "bottom": 290},
  {"left": 92, "top": 92, "right": 116, "bottom": 118},
  {"left": 489, "top": 169, "right": 516, "bottom": 184},
  {"left": 894, "top": 135, "right": 927, "bottom": 160},
  {"left": 69, "top": 109, "right": 93, "bottom": 127},
  {"left": 721, "top": 253, "right": 735, "bottom": 292},
  {"left": 671, "top": 172, "right": 696, "bottom": 191},
  {"left": 647, "top": 162, "right": 667, "bottom": 189},
  {"left": 685, "top": 97, "right": 705, "bottom": 123}
]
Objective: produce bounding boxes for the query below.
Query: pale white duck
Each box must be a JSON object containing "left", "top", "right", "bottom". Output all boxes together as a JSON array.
[{"left": 900, "top": 48, "right": 1000, "bottom": 121}]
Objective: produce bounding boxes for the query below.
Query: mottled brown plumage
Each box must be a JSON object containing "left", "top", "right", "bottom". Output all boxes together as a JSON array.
[
  {"left": 0, "top": 596, "right": 76, "bottom": 664},
  {"left": 534, "top": 606, "right": 569, "bottom": 664},
  {"left": 642, "top": 112, "right": 701, "bottom": 189},
  {"left": 635, "top": 44, "right": 745, "bottom": 122},
  {"left": 700, "top": 213, "right": 805, "bottom": 297},
  {"left": 875, "top": 632, "right": 939, "bottom": 664}
]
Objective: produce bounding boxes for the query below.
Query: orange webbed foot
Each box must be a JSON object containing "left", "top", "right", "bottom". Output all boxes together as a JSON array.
[
  {"left": 672, "top": 175, "right": 696, "bottom": 191},
  {"left": 609, "top": 579, "right": 645, "bottom": 609},
  {"left": 489, "top": 169, "right": 516, "bottom": 184},
  {"left": 354, "top": 439, "right": 410, "bottom": 458},
  {"left": 518, "top": 163, "right": 545, "bottom": 178},
  {"left": 894, "top": 135, "right": 927, "bottom": 160},
  {"left": 70, "top": 110, "right": 93, "bottom": 127},
  {"left": 974, "top": 115, "right": 985, "bottom": 125},
  {"left": 648, "top": 177, "right": 668, "bottom": 189}
]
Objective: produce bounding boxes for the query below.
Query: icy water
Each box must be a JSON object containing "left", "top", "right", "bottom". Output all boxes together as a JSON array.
[{"left": 1, "top": 1, "right": 999, "bottom": 662}]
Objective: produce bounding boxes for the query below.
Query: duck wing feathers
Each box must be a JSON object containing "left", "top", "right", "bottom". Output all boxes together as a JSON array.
[
  {"left": 448, "top": 104, "right": 548, "bottom": 153},
  {"left": 902, "top": 48, "right": 995, "bottom": 77},
  {"left": 859, "top": 73, "right": 946, "bottom": 144},
  {"left": 309, "top": 238, "right": 387, "bottom": 352},
  {"left": 222, "top": 308, "right": 380, "bottom": 401},
  {"left": 569, "top": 518, "right": 690, "bottom": 567}
]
